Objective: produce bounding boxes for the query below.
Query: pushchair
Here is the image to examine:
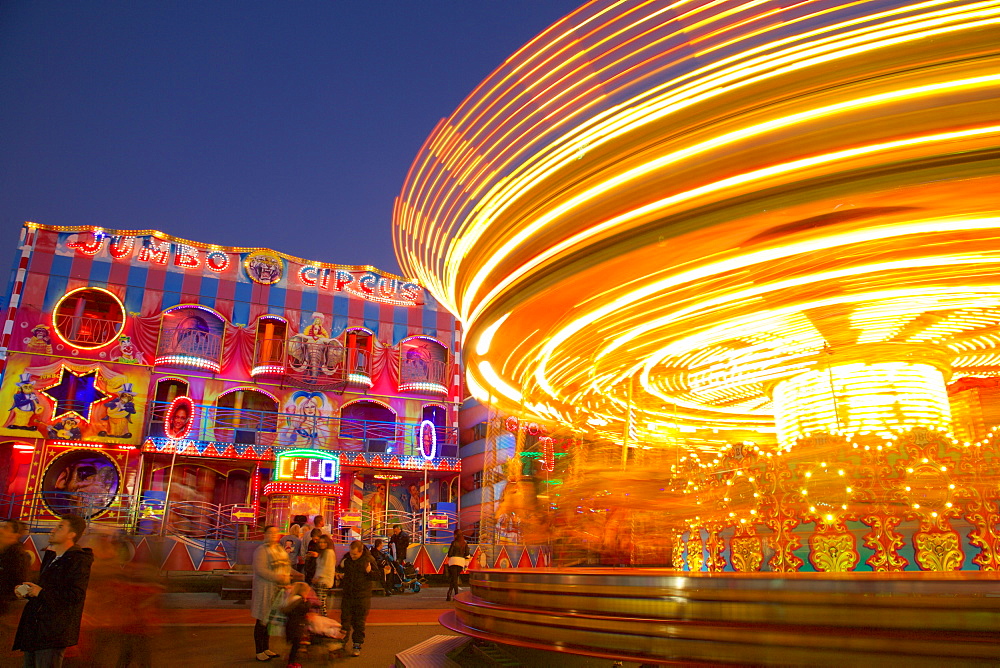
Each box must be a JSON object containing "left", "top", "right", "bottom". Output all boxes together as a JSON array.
[{"left": 386, "top": 559, "right": 424, "bottom": 593}]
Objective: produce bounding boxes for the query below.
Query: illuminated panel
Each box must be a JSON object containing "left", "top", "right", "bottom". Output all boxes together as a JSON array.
[
  {"left": 263, "top": 482, "right": 344, "bottom": 497},
  {"left": 153, "top": 354, "right": 221, "bottom": 373},
  {"left": 772, "top": 362, "right": 952, "bottom": 448},
  {"left": 164, "top": 395, "right": 195, "bottom": 440},
  {"left": 347, "top": 372, "right": 374, "bottom": 388},
  {"left": 399, "top": 381, "right": 448, "bottom": 395},
  {"left": 275, "top": 448, "right": 341, "bottom": 484}
]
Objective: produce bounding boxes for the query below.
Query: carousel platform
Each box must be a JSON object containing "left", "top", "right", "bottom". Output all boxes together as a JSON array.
[{"left": 440, "top": 568, "right": 1000, "bottom": 666}]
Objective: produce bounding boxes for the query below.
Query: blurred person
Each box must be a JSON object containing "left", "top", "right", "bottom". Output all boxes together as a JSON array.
[
  {"left": 389, "top": 524, "right": 410, "bottom": 563},
  {"left": 281, "top": 581, "right": 315, "bottom": 668},
  {"left": 13, "top": 515, "right": 94, "bottom": 668},
  {"left": 311, "top": 515, "right": 326, "bottom": 536},
  {"left": 334, "top": 540, "right": 375, "bottom": 657},
  {"left": 445, "top": 532, "right": 471, "bottom": 602},
  {"left": 115, "top": 559, "right": 163, "bottom": 668},
  {"left": 0, "top": 520, "right": 29, "bottom": 653},
  {"left": 310, "top": 535, "right": 335, "bottom": 615},
  {"left": 80, "top": 533, "right": 126, "bottom": 666},
  {"left": 251, "top": 525, "right": 290, "bottom": 662}
]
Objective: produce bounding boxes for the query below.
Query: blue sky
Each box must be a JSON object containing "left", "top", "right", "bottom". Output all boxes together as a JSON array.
[{"left": 0, "top": 1, "right": 584, "bottom": 278}]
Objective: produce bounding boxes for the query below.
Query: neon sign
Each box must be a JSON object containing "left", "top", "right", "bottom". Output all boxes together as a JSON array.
[
  {"left": 275, "top": 449, "right": 340, "bottom": 484},
  {"left": 418, "top": 420, "right": 437, "bottom": 460},
  {"left": 67, "top": 233, "right": 231, "bottom": 272},
  {"left": 297, "top": 267, "right": 422, "bottom": 305}
]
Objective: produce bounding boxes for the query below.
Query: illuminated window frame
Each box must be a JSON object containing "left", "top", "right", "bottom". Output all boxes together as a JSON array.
[
  {"left": 154, "top": 303, "right": 227, "bottom": 372},
  {"left": 52, "top": 287, "right": 126, "bottom": 350},
  {"left": 251, "top": 314, "right": 288, "bottom": 377},
  {"left": 397, "top": 335, "right": 449, "bottom": 395}
]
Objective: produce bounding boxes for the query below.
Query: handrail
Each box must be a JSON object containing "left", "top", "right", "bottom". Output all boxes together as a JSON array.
[{"left": 0, "top": 491, "right": 460, "bottom": 544}]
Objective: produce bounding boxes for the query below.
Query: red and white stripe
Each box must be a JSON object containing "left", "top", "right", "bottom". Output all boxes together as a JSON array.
[{"left": 0, "top": 225, "right": 37, "bottom": 370}]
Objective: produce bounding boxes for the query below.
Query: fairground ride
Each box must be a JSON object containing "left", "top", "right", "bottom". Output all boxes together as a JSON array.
[{"left": 393, "top": 0, "right": 1000, "bottom": 662}]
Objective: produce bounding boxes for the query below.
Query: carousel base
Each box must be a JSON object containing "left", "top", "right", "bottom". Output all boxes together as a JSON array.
[{"left": 440, "top": 568, "right": 1000, "bottom": 666}]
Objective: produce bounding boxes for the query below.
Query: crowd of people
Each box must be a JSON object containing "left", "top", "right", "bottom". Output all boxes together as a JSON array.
[
  {"left": 0, "top": 514, "right": 472, "bottom": 668},
  {"left": 252, "top": 518, "right": 455, "bottom": 667}
]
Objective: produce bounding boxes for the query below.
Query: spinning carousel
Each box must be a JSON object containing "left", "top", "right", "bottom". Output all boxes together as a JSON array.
[{"left": 394, "top": 0, "right": 1000, "bottom": 662}]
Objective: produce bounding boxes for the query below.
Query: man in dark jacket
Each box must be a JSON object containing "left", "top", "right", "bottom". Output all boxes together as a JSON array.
[
  {"left": 13, "top": 514, "right": 94, "bottom": 667},
  {"left": 335, "top": 540, "right": 375, "bottom": 657},
  {"left": 389, "top": 525, "right": 410, "bottom": 563},
  {"left": 0, "top": 520, "right": 29, "bottom": 652}
]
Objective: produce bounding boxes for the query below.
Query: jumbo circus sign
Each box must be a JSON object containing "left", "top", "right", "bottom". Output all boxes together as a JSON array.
[{"left": 61, "top": 230, "right": 423, "bottom": 306}]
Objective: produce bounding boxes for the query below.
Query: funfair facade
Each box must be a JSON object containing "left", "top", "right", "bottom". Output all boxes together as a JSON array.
[{"left": 0, "top": 222, "right": 474, "bottom": 572}]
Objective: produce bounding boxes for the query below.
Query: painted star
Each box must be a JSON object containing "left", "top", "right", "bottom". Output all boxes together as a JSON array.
[{"left": 39, "top": 367, "right": 109, "bottom": 422}]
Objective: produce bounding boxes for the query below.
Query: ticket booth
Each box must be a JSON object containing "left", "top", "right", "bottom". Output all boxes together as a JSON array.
[{"left": 263, "top": 449, "right": 344, "bottom": 530}]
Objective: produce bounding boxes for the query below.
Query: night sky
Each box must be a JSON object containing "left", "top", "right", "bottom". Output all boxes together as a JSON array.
[{"left": 0, "top": 1, "right": 584, "bottom": 281}]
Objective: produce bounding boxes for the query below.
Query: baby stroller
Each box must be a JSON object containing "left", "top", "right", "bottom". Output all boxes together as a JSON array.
[{"left": 387, "top": 559, "right": 424, "bottom": 593}]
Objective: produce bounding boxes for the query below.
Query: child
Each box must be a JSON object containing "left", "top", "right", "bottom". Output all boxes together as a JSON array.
[
  {"left": 282, "top": 582, "right": 315, "bottom": 668},
  {"left": 335, "top": 540, "right": 376, "bottom": 657}
]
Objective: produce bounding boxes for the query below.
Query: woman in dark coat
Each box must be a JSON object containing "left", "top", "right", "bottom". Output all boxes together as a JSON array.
[{"left": 445, "top": 532, "right": 471, "bottom": 601}]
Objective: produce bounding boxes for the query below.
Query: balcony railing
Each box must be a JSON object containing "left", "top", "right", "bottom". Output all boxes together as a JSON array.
[
  {"left": 53, "top": 313, "right": 123, "bottom": 346},
  {"left": 156, "top": 327, "right": 223, "bottom": 371},
  {"left": 0, "top": 492, "right": 460, "bottom": 544},
  {"left": 146, "top": 401, "right": 459, "bottom": 456}
]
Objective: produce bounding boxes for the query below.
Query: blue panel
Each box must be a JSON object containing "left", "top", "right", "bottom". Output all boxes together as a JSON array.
[
  {"left": 232, "top": 299, "right": 250, "bottom": 326},
  {"left": 127, "top": 264, "right": 148, "bottom": 289},
  {"left": 393, "top": 324, "right": 408, "bottom": 345},
  {"left": 331, "top": 316, "right": 347, "bottom": 338},
  {"left": 332, "top": 295, "right": 349, "bottom": 316},
  {"left": 234, "top": 281, "right": 252, "bottom": 304},
  {"left": 422, "top": 306, "right": 436, "bottom": 337},
  {"left": 160, "top": 292, "right": 181, "bottom": 310},
  {"left": 268, "top": 286, "right": 285, "bottom": 310},
  {"left": 124, "top": 285, "right": 145, "bottom": 314},
  {"left": 88, "top": 261, "right": 111, "bottom": 287},
  {"left": 43, "top": 276, "right": 69, "bottom": 312},
  {"left": 163, "top": 271, "right": 183, "bottom": 294},
  {"left": 363, "top": 301, "right": 380, "bottom": 333},
  {"left": 299, "top": 290, "right": 317, "bottom": 316},
  {"left": 49, "top": 254, "right": 73, "bottom": 279},
  {"left": 198, "top": 276, "right": 217, "bottom": 309}
]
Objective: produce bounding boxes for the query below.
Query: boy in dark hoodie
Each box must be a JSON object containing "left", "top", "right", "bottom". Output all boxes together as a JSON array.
[
  {"left": 13, "top": 514, "right": 94, "bottom": 667},
  {"left": 335, "top": 540, "right": 375, "bottom": 657}
]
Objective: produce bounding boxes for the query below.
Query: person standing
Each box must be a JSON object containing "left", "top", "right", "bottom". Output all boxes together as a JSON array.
[
  {"left": 0, "top": 520, "right": 28, "bottom": 652},
  {"left": 335, "top": 540, "right": 375, "bottom": 657},
  {"left": 445, "top": 532, "right": 471, "bottom": 602},
  {"left": 389, "top": 525, "right": 410, "bottom": 563},
  {"left": 310, "top": 535, "right": 335, "bottom": 615},
  {"left": 251, "top": 525, "right": 290, "bottom": 662},
  {"left": 13, "top": 514, "right": 94, "bottom": 668},
  {"left": 302, "top": 528, "right": 322, "bottom": 584},
  {"left": 280, "top": 525, "right": 302, "bottom": 568}
]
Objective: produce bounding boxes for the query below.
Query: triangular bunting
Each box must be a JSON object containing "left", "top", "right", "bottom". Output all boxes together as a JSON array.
[
  {"left": 198, "top": 541, "right": 232, "bottom": 571},
  {"left": 160, "top": 539, "right": 197, "bottom": 571},
  {"left": 131, "top": 537, "right": 155, "bottom": 566},
  {"left": 411, "top": 545, "right": 439, "bottom": 575},
  {"left": 21, "top": 536, "right": 43, "bottom": 570},
  {"left": 493, "top": 546, "right": 513, "bottom": 569},
  {"left": 515, "top": 548, "right": 533, "bottom": 569}
]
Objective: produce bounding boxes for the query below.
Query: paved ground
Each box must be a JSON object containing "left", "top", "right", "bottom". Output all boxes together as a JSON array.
[
  {"left": 0, "top": 583, "right": 642, "bottom": 667},
  {"left": 0, "top": 586, "right": 459, "bottom": 668}
]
